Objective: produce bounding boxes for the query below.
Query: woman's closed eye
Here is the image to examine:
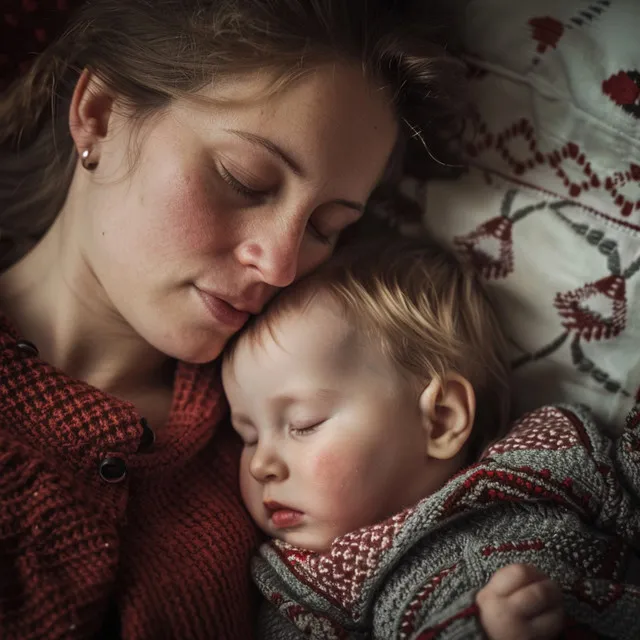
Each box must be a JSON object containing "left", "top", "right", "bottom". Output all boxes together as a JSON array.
[
  {"left": 310, "top": 205, "right": 362, "bottom": 246},
  {"left": 218, "top": 161, "right": 353, "bottom": 245},
  {"left": 307, "top": 221, "right": 334, "bottom": 245},
  {"left": 219, "top": 162, "right": 270, "bottom": 201}
]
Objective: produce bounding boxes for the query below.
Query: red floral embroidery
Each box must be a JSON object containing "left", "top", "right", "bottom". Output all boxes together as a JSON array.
[
  {"left": 454, "top": 217, "right": 514, "bottom": 280},
  {"left": 602, "top": 70, "right": 640, "bottom": 119},
  {"left": 554, "top": 275, "right": 627, "bottom": 341},
  {"left": 465, "top": 116, "right": 640, "bottom": 221},
  {"left": 604, "top": 71, "right": 640, "bottom": 105},
  {"left": 529, "top": 17, "right": 564, "bottom": 54}
]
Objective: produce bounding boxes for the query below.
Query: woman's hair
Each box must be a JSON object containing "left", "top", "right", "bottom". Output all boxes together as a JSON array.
[
  {"left": 228, "top": 236, "right": 512, "bottom": 461},
  {"left": 0, "top": 0, "right": 467, "bottom": 267}
]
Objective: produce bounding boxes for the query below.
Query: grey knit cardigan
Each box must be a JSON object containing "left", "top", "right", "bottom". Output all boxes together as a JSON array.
[{"left": 252, "top": 405, "right": 640, "bottom": 639}]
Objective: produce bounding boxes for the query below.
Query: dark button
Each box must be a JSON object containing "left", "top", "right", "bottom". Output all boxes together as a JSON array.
[
  {"left": 98, "top": 457, "right": 127, "bottom": 484},
  {"left": 137, "top": 418, "right": 156, "bottom": 452},
  {"left": 15, "top": 340, "right": 39, "bottom": 357}
]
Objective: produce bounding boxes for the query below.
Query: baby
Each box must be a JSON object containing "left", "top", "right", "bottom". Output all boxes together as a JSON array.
[{"left": 222, "top": 238, "right": 640, "bottom": 639}]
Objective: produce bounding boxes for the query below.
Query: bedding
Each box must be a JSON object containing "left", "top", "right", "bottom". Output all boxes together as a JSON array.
[{"left": 405, "top": 0, "right": 640, "bottom": 431}]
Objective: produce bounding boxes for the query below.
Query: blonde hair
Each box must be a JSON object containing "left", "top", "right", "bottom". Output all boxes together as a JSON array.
[
  {"left": 227, "top": 237, "right": 511, "bottom": 460},
  {"left": 0, "top": 0, "right": 467, "bottom": 268}
]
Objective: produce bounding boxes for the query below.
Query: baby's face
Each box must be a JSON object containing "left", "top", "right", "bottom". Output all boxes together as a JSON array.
[{"left": 222, "top": 294, "right": 435, "bottom": 551}]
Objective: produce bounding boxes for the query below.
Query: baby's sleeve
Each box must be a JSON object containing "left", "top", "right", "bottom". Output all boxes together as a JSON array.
[
  {"left": 482, "top": 405, "right": 640, "bottom": 549},
  {"left": 579, "top": 406, "right": 640, "bottom": 547},
  {"left": 255, "top": 601, "right": 308, "bottom": 640}
]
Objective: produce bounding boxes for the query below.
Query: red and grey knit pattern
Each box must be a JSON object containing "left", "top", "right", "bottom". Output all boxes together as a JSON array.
[
  {"left": 254, "top": 405, "right": 640, "bottom": 639},
  {"left": 0, "top": 314, "right": 260, "bottom": 639}
]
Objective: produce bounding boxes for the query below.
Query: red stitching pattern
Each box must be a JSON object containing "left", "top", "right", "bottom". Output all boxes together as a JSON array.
[{"left": 466, "top": 119, "right": 640, "bottom": 220}]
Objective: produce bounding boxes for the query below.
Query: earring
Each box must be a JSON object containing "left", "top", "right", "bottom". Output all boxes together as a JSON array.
[{"left": 80, "top": 147, "right": 99, "bottom": 171}]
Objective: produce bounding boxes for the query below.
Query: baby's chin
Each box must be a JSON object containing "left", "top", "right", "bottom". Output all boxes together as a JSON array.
[{"left": 267, "top": 526, "right": 341, "bottom": 553}]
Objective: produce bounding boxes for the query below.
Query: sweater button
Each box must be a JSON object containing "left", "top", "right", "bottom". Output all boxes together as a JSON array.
[
  {"left": 98, "top": 456, "right": 128, "bottom": 484},
  {"left": 15, "top": 340, "right": 39, "bottom": 357},
  {"left": 137, "top": 418, "right": 156, "bottom": 452}
]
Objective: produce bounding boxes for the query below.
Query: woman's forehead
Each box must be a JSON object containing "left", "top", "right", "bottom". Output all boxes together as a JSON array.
[{"left": 172, "top": 64, "right": 397, "bottom": 189}]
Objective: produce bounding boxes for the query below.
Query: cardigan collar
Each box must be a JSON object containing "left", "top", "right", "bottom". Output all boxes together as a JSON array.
[{"left": 0, "top": 310, "right": 228, "bottom": 480}]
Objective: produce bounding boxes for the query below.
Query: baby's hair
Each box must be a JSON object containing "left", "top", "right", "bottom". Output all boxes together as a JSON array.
[{"left": 225, "top": 236, "right": 512, "bottom": 460}]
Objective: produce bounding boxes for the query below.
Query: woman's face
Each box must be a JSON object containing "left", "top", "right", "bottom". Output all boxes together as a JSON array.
[{"left": 76, "top": 64, "right": 397, "bottom": 362}]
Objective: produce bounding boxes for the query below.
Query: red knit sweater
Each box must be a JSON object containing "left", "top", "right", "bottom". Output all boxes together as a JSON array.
[{"left": 0, "top": 312, "right": 261, "bottom": 639}]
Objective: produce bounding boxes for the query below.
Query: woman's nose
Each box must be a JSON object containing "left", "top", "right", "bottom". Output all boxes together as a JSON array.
[
  {"left": 235, "top": 213, "right": 306, "bottom": 288},
  {"left": 249, "top": 443, "right": 289, "bottom": 483}
]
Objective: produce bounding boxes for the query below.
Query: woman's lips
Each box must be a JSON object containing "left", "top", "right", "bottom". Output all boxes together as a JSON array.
[{"left": 196, "top": 288, "right": 250, "bottom": 329}]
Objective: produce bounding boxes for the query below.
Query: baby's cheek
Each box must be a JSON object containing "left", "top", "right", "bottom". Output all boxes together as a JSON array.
[
  {"left": 307, "top": 445, "right": 382, "bottom": 540},
  {"left": 308, "top": 448, "right": 362, "bottom": 502}
]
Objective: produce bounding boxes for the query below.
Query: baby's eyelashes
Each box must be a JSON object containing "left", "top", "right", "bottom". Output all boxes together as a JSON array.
[
  {"left": 288, "top": 420, "right": 325, "bottom": 437},
  {"left": 232, "top": 414, "right": 328, "bottom": 444}
]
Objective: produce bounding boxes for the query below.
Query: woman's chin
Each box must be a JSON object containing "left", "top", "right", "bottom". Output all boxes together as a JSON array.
[{"left": 151, "top": 331, "right": 229, "bottom": 364}]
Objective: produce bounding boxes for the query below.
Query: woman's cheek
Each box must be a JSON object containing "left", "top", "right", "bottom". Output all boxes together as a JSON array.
[{"left": 162, "top": 173, "right": 223, "bottom": 251}]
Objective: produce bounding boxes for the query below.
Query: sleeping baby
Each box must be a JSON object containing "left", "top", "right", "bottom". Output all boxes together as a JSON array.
[{"left": 222, "top": 238, "right": 640, "bottom": 639}]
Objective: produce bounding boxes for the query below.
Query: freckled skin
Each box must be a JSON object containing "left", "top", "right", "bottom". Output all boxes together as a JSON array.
[{"left": 64, "top": 65, "right": 398, "bottom": 364}]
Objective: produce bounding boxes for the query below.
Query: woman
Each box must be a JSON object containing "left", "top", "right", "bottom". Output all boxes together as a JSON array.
[{"left": 0, "top": 0, "right": 465, "bottom": 638}]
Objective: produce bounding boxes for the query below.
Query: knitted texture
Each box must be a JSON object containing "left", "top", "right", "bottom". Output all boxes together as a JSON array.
[
  {"left": 0, "top": 313, "right": 261, "bottom": 640},
  {"left": 253, "top": 405, "right": 640, "bottom": 639}
]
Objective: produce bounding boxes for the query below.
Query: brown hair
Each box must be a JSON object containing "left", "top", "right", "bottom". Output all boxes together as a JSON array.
[
  {"left": 0, "top": 0, "right": 467, "bottom": 267},
  {"left": 227, "top": 236, "right": 511, "bottom": 460}
]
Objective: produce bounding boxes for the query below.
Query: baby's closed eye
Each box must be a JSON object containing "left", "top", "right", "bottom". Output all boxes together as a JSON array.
[{"left": 289, "top": 419, "right": 326, "bottom": 437}]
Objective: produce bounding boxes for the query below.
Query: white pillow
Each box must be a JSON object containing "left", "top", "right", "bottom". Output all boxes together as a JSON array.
[{"left": 418, "top": 0, "right": 640, "bottom": 431}]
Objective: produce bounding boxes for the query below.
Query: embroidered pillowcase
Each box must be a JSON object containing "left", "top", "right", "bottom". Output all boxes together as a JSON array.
[{"left": 417, "top": 0, "right": 640, "bottom": 431}]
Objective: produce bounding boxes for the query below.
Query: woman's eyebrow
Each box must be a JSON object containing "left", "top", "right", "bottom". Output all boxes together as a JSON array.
[{"left": 225, "top": 128, "right": 305, "bottom": 177}]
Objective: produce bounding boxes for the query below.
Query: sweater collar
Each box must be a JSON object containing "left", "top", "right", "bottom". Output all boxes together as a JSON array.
[{"left": 0, "top": 310, "right": 227, "bottom": 475}]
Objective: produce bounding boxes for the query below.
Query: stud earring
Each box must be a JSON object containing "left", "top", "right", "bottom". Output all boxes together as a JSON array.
[{"left": 80, "top": 147, "right": 99, "bottom": 171}]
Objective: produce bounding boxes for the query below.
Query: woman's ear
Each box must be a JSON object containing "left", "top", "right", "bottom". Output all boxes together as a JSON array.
[
  {"left": 418, "top": 373, "right": 476, "bottom": 461},
  {"left": 68, "top": 68, "right": 114, "bottom": 156}
]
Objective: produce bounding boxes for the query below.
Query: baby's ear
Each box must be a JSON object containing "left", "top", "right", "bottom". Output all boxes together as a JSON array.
[{"left": 418, "top": 374, "right": 475, "bottom": 460}]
